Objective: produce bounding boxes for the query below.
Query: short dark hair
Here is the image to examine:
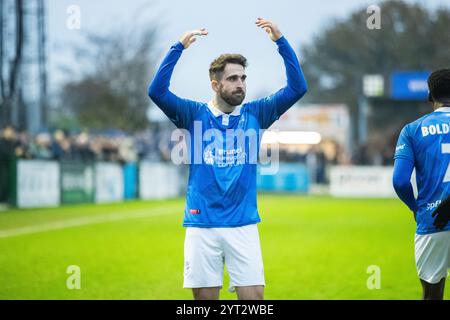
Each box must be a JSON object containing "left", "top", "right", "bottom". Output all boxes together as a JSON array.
[
  {"left": 428, "top": 69, "right": 450, "bottom": 103},
  {"left": 209, "top": 54, "right": 247, "bottom": 81}
]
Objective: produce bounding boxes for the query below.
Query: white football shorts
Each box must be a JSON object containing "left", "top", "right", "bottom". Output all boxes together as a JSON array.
[
  {"left": 415, "top": 230, "right": 450, "bottom": 284},
  {"left": 183, "top": 224, "right": 265, "bottom": 292}
]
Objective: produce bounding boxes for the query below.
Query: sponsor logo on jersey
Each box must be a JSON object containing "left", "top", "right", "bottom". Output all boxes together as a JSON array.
[{"left": 396, "top": 144, "right": 406, "bottom": 152}]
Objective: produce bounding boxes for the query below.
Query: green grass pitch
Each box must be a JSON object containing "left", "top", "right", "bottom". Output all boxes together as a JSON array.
[{"left": 0, "top": 195, "right": 448, "bottom": 300}]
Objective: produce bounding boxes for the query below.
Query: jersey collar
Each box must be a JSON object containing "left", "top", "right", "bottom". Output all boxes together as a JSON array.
[
  {"left": 207, "top": 101, "right": 242, "bottom": 118},
  {"left": 435, "top": 107, "right": 450, "bottom": 112}
]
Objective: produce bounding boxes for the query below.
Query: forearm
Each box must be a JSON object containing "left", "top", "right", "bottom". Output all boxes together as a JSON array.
[
  {"left": 393, "top": 159, "right": 418, "bottom": 213},
  {"left": 148, "top": 42, "right": 184, "bottom": 110},
  {"left": 274, "top": 36, "right": 307, "bottom": 114},
  {"left": 394, "top": 181, "right": 418, "bottom": 213}
]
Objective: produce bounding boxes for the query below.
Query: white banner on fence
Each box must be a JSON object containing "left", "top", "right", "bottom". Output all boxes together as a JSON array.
[
  {"left": 17, "top": 160, "right": 60, "bottom": 208},
  {"left": 139, "top": 162, "right": 181, "bottom": 200},
  {"left": 95, "top": 163, "right": 124, "bottom": 203},
  {"left": 330, "top": 166, "right": 398, "bottom": 198}
]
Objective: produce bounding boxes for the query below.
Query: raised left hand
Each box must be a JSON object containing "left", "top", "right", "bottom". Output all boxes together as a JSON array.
[{"left": 255, "top": 18, "right": 282, "bottom": 42}]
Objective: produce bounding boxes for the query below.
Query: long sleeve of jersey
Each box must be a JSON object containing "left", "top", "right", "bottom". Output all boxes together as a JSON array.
[
  {"left": 148, "top": 41, "right": 201, "bottom": 129},
  {"left": 393, "top": 158, "right": 418, "bottom": 213},
  {"left": 251, "top": 36, "right": 308, "bottom": 129},
  {"left": 272, "top": 36, "right": 308, "bottom": 114}
]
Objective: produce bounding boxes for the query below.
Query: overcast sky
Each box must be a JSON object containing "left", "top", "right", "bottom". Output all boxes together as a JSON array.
[{"left": 47, "top": 0, "right": 450, "bottom": 104}]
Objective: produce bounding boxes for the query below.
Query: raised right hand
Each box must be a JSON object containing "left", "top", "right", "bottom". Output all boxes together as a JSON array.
[{"left": 180, "top": 28, "right": 208, "bottom": 49}]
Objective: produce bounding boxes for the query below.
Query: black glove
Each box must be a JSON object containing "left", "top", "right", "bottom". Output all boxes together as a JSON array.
[{"left": 432, "top": 196, "right": 450, "bottom": 230}]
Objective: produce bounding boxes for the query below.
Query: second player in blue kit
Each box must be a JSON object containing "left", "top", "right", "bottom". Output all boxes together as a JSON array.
[{"left": 393, "top": 69, "right": 450, "bottom": 300}]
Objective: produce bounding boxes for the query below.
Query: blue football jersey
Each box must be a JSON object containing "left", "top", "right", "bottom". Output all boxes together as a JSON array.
[
  {"left": 149, "top": 36, "right": 307, "bottom": 227},
  {"left": 394, "top": 107, "right": 450, "bottom": 234}
]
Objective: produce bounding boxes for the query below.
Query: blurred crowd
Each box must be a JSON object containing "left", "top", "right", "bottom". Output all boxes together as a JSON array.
[
  {"left": 0, "top": 125, "right": 176, "bottom": 163},
  {"left": 351, "top": 131, "right": 398, "bottom": 167},
  {"left": 0, "top": 125, "right": 396, "bottom": 169}
]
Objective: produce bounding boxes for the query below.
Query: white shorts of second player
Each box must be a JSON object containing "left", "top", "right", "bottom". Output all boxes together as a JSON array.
[
  {"left": 183, "top": 224, "right": 265, "bottom": 292},
  {"left": 415, "top": 230, "right": 450, "bottom": 284}
]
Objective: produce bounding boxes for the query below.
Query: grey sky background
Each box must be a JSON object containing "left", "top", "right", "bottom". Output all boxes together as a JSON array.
[{"left": 47, "top": 0, "right": 450, "bottom": 105}]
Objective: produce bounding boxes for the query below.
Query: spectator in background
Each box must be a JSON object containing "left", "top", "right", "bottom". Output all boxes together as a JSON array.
[
  {"left": 15, "top": 130, "right": 30, "bottom": 159},
  {"left": 0, "top": 127, "right": 17, "bottom": 203},
  {"left": 118, "top": 137, "right": 138, "bottom": 163},
  {"left": 0, "top": 126, "right": 20, "bottom": 158},
  {"left": 28, "top": 132, "right": 53, "bottom": 159},
  {"left": 72, "top": 131, "right": 95, "bottom": 162},
  {"left": 351, "top": 143, "right": 369, "bottom": 165},
  {"left": 314, "top": 146, "right": 326, "bottom": 184},
  {"left": 51, "top": 130, "right": 71, "bottom": 160},
  {"left": 101, "top": 137, "right": 119, "bottom": 162}
]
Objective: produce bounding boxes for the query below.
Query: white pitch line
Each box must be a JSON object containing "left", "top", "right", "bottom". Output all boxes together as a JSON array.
[{"left": 0, "top": 205, "right": 181, "bottom": 239}]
